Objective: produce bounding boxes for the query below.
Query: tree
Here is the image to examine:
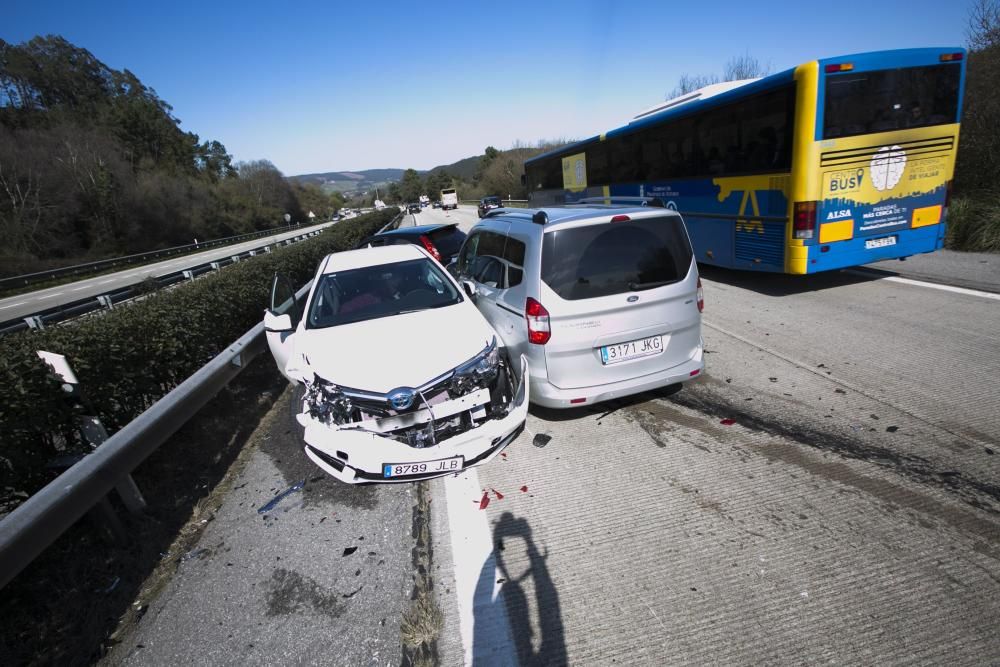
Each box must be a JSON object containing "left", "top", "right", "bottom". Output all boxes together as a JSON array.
[
  {"left": 398, "top": 168, "right": 423, "bottom": 203},
  {"left": 723, "top": 52, "right": 772, "bottom": 81},
  {"left": 956, "top": 0, "right": 1000, "bottom": 191},
  {"left": 666, "top": 52, "right": 771, "bottom": 100}
]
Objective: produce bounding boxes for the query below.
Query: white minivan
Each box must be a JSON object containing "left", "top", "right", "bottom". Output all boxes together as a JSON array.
[{"left": 451, "top": 203, "right": 704, "bottom": 408}]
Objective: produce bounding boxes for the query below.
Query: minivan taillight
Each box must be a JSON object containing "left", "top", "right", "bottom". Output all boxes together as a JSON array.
[
  {"left": 418, "top": 234, "right": 442, "bottom": 262},
  {"left": 697, "top": 277, "right": 704, "bottom": 313},
  {"left": 793, "top": 201, "right": 817, "bottom": 240},
  {"left": 525, "top": 297, "right": 551, "bottom": 345}
]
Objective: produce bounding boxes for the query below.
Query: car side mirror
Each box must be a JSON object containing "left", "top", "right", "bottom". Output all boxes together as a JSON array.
[
  {"left": 461, "top": 280, "right": 477, "bottom": 301},
  {"left": 264, "top": 310, "right": 294, "bottom": 332}
]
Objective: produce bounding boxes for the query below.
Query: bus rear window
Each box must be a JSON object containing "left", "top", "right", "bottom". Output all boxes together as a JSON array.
[
  {"left": 823, "top": 63, "right": 961, "bottom": 139},
  {"left": 541, "top": 216, "right": 693, "bottom": 301}
]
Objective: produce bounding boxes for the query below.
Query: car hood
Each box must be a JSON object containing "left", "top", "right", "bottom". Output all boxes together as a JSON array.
[{"left": 289, "top": 303, "right": 497, "bottom": 393}]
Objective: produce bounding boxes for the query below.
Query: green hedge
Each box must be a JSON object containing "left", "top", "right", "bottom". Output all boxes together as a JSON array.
[
  {"left": 946, "top": 191, "right": 1000, "bottom": 252},
  {"left": 0, "top": 209, "right": 398, "bottom": 513}
]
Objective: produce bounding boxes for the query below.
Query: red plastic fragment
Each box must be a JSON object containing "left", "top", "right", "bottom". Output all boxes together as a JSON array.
[
  {"left": 500, "top": 452, "right": 508, "bottom": 460},
  {"left": 720, "top": 418, "right": 736, "bottom": 426},
  {"left": 478, "top": 491, "right": 490, "bottom": 510},
  {"left": 492, "top": 489, "right": 504, "bottom": 500},
  {"left": 519, "top": 485, "right": 528, "bottom": 493}
]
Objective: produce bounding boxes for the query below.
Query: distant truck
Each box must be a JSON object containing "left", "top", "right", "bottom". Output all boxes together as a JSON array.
[
  {"left": 374, "top": 199, "right": 386, "bottom": 210},
  {"left": 419, "top": 194, "right": 430, "bottom": 207},
  {"left": 440, "top": 188, "right": 458, "bottom": 211}
]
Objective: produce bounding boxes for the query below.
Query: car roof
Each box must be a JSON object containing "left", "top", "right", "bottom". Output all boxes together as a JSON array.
[
  {"left": 483, "top": 205, "right": 682, "bottom": 231},
  {"left": 377, "top": 223, "right": 459, "bottom": 236},
  {"left": 320, "top": 244, "right": 427, "bottom": 274}
]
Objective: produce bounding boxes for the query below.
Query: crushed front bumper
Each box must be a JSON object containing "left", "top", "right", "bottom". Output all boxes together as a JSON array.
[{"left": 300, "top": 357, "right": 529, "bottom": 484}]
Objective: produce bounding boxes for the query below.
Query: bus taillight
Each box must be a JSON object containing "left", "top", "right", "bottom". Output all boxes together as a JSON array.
[
  {"left": 793, "top": 201, "right": 817, "bottom": 240},
  {"left": 940, "top": 53, "right": 963, "bottom": 62},
  {"left": 824, "top": 63, "right": 854, "bottom": 73}
]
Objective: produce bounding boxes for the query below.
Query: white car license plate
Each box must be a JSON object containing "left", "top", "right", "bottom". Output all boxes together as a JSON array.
[
  {"left": 383, "top": 456, "right": 463, "bottom": 478},
  {"left": 601, "top": 335, "right": 663, "bottom": 365},
  {"left": 865, "top": 235, "right": 897, "bottom": 250}
]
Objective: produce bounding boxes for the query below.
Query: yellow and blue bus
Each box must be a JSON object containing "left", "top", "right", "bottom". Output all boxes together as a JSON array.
[{"left": 523, "top": 48, "right": 966, "bottom": 274}]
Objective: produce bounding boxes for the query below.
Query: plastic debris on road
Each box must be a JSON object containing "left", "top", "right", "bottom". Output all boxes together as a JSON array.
[
  {"left": 520, "top": 485, "right": 528, "bottom": 493},
  {"left": 478, "top": 491, "right": 490, "bottom": 510},
  {"left": 343, "top": 546, "right": 358, "bottom": 556},
  {"left": 492, "top": 489, "right": 504, "bottom": 500},
  {"left": 533, "top": 434, "right": 552, "bottom": 448},
  {"left": 257, "top": 479, "right": 305, "bottom": 514},
  {"left": 720, "top": 418, "right": 736, "bottom": 426}
]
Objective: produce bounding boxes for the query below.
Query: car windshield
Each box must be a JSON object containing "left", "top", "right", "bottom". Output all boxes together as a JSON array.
[
  {"left": 541, "top": 215, "right": 693, "bottom": 300},
  {"left": 306, "top": 258, "right": 462, "bottom": 328}
]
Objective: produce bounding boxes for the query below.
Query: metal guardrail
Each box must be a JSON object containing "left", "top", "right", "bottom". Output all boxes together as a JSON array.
[
  {"left": 0, "top": 282, "right": 311, "bottom": 590},
  {"left": 0, "top": 230, "right": 326, "bottom": 335},
  {"left": 0, "top": 223, "right": 328, "bottom": 290}
]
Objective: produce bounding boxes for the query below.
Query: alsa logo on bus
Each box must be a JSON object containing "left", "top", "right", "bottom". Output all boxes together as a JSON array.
[{"left": 830, "top": 168, "right": 865, "bottom": 193}]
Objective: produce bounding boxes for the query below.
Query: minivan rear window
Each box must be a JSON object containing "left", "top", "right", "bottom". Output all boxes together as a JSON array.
[{"left": 541, "top": 216, "right": 693, "bottom": 300}]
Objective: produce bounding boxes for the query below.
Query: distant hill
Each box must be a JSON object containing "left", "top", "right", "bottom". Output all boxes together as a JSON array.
[
  {"left": 290, "top": 153, "right": 486, "bottom": 193},
  {"left": 425, "top": 155, "right": 481, "bottom": 181},
  {"left": 290, "top": 168, "right": 407, "bottom": 195}
]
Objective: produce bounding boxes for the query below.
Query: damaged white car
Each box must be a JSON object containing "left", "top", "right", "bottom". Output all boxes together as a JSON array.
[{"left": 263, "top": 244, "right": 529, "bottom": 483}]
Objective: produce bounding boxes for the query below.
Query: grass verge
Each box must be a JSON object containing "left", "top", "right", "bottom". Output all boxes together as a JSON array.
[{"left": 401, "top": 481, "right": 442, "bottom": 666}]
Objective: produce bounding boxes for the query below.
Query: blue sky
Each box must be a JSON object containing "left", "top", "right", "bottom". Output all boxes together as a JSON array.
[{"left": 6, "top": 0, "right": 971, "bottom": 176}]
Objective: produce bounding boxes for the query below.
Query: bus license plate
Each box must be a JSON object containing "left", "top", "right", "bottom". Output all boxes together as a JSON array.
[
  {"left": 383, "top": 456, "right": 463, "bottom": 478},
  {"left": 865, "top": 236, "right": 897, "bottom": 250},
  {"left": 601, "top": 335, "right": 663, "bottom": 365}
]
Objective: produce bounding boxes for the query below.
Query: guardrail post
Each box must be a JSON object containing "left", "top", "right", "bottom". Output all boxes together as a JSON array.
[
  {"left": 211, "top": 262, "right": 221, "bottom": 271},
  {"left": 24, "top": 315, "right": 45, "bottom": 330},
  {"left": 249, "top": 250, "right": 257, "bottom": 257},
  {"left": 231, "top": 255, "right": 240, "bottom": 263},
  {"left": 183, "top": 270, "right": 194, "bottom": 281},
  {"left": 97, "top": 295, "right": 114, "bottom": 310},
  {"left": 263, "top": 246, "right": 271, "bottom": 253}
]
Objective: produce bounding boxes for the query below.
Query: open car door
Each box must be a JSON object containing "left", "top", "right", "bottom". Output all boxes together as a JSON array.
[{"left": 264, "top": 274, "right": 302, "bottom": 382}]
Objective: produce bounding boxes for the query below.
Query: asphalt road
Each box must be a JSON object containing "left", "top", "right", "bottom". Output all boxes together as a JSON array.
[
  {"left": 103, "top": 386, "right": 417, "bottom": 667},
  {"left": 103, "top": 206, "right": 1000, "bottom": 665},
  {"left": 0, "top": 222, "right": 333, "bottom": 323}
]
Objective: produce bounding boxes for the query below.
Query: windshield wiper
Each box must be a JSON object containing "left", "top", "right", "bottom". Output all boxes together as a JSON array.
[{"left": 628, "top": 280, "right": 672, "bottom": 291}]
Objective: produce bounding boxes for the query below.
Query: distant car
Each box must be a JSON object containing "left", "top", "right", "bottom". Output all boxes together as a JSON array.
[
  {"left": 407, "top": 202, "right": 421, "bottom": 214},
  {"left": 262, "top": 244, "right": 529, "bottom": 484},
  {"left": 432, "top": 201, "right": 442, "bottom": 209},
  {"left": 477, "top": 195, "right": 502, "bottom": 218},
  {"left": 356, "top": 223, "right": 468, "bottom": 266}
]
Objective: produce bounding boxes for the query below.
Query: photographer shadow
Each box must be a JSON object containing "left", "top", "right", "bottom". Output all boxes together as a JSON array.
[{"left": 472, "top": 512, "right": 567, "bottom": 666}]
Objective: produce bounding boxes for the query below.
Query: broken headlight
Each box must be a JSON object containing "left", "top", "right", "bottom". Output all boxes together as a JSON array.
[
  {"left": 304, "top": 374, "right": 354, "bottom": 425},
  {"left": 448, "top": 338, "right": 500, "bottom": 398}
]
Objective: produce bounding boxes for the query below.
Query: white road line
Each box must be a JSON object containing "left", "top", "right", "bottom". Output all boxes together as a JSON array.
[
  {"left": 37, "top": 293, "right": 60, "bottom": 299},
  {"left": 0, "top": 301, "right": 26, "bottom": 309},
  {"left": 99, "top": 279, "right": 115, "bottom": 284},
  {"left": 72, "top": 285, "right": 89, "bottom": 291},
  {"left": 444, "top": 468, "right": 516, "bottom": 666},
  {"left": 846, "top": 270, "right": 1000, "bottom": 301}
]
